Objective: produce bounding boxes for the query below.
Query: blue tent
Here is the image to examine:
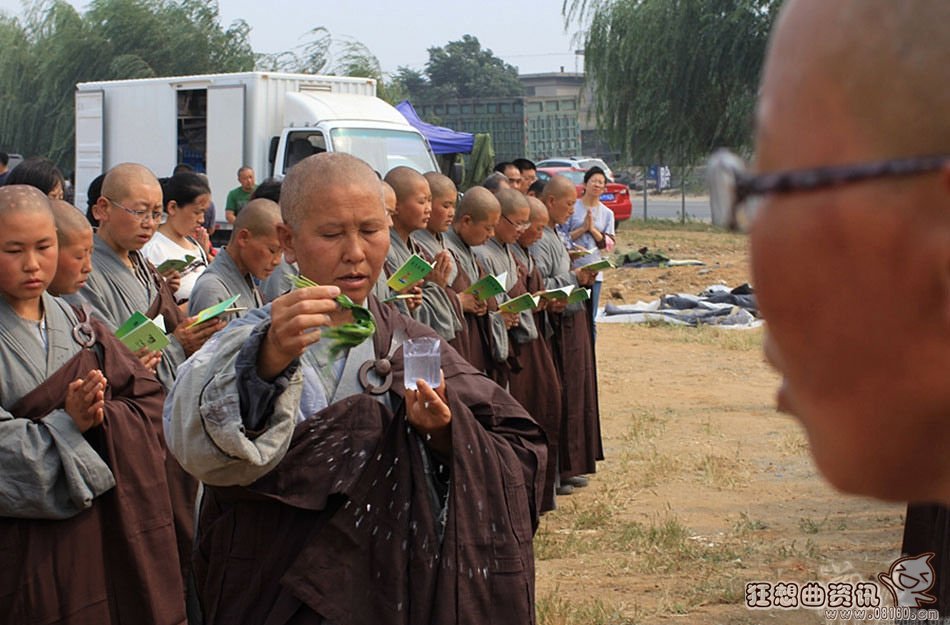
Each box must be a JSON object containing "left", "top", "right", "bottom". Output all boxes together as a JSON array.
[{"left": 396, "top": 100, "right": 475, "bottom": 155}]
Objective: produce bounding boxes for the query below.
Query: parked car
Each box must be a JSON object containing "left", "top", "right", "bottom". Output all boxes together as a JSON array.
[
  {"left": 536, "top": 156, "right": 615, "bottom": 182},
  {"left": 537, "top": 166, "right": 632, "bottom": 221}
]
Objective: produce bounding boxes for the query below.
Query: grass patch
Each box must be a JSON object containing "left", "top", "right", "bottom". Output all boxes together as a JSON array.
[
  {"left": 640, "top": 324, "right": 763, "bottom": 351},
  {"left": 733, "top": 511, "right": 768, "bottom": 535},
  {"left": 536, "top": 591, "right": 641, "bottom": 625},
  {"left": 696, "top": 452, "right": 749, "bottom": 490}
]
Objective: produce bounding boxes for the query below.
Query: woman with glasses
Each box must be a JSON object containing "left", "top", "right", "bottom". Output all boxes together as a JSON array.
[
  {"left": 557, "top": 166, "right": 616, "bottom": 332},
  {"left": 142, "top": 172, "right": 211, "bottom": 306}
]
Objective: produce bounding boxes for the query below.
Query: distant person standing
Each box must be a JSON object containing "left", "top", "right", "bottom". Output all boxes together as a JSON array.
[
  {"left": 225, "top": 166, "right": 256, "bottom": 224},
  {"left": 0, "top": 152, "right": 10, "bottom": 185}
]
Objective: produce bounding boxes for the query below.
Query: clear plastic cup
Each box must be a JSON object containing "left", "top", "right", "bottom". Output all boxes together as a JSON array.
[{"left": 403, "top": 336, "right": 441, "bottom": 390}]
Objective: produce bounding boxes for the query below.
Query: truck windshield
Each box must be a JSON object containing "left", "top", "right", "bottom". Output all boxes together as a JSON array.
[{"left": 329, "top": 128, "right": 435, "bottom": 175}]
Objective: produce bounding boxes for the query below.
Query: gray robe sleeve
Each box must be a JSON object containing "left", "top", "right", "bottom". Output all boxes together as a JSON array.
[
  {"left": 0, "top": 408, "right": 115, "bottom": 519},
  {"left": 187, "top": 274, "right": 233, "bottom": 317},
  {"left": 163, "top": 308, "right": 303, "bottom": 487}
]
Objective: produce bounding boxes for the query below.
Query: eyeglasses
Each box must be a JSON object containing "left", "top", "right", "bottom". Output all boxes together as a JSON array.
[
  {"left": 706, "top": 149, "right": 950, "bottom": 233},
  {"left": 105, "top": 196, "right": 166, "bottom": 225},
  {"left": 502, "top": 214, "right": 530, "bottom": 232}
]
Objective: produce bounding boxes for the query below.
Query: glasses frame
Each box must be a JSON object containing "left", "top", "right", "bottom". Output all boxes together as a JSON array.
[
  {"left": 105, "top": 196, "right": 166, "bottom": 225},
  {"left": 501, "top": 213, "right": 530, "bottom": 232},
  {"left": 707, "top": 149, "right": 950, "bottom": 232}
]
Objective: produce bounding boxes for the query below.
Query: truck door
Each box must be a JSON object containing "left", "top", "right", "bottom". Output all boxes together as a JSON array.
[
  {"left": 206, "top": 84, "right": 246, "bottom": 221},
  {"left": 74, "top": 90, "right": 104, "bottom": 209}
]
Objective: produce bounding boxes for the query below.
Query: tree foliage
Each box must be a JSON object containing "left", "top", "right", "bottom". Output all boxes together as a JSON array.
[
  {"left": 392, "top": 35, "right": 525, "bottom": 103},
  {"left": 564, "top": 0, "right": 779, "bottom": 164},
  {"left": 0, "top": 0, "right": 254, "bottom": 168}
]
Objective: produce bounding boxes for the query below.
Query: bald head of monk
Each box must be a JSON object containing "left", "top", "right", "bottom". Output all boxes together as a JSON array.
[
  {"left": 453, "top": 186, "right": 501, "bottom": 247},
  {"left": 749, "top": 0, "right": 950, "bottom": 501},
  {"left": 93, "top": 163, "right": 163, "bottom": 258},
  {"left": 227, "top": 198, "right": 284, "bottom": 280},
  {"left": 518, "top": 197, "right": 549, "bottom": 248},
  {"left": 424, "top": 172, "right": 457, "bottom": 234},
  {"left": 278, "top": 153, "right": 389, "bottom": 304},
  {"left": 540, "top": 175, "right": 578, "bottom": 226},
  {"left": 493, "top": 189, "right": 530, "bottom": 245},
  {"left": 383, "top": 166, "right": 431, "bottom": 239},
  {"left": 0, "top": 186, "right": 58, "bottom": 316},
  {"left": 48, "top": 199, "right": 94, "bottom": 296}
]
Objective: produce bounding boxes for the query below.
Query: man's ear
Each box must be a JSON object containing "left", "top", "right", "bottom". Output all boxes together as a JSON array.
[{"left": 276, "top": 222, "right": 296, "bottom": 264}]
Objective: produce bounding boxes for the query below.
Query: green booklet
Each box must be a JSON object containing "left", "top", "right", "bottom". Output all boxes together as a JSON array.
[
  {"left": 539, "top": 285, "right": 575, "bottom": 300},
  {"left": 155, "top": 255, "right": 196, "bottom": 273},
  {"left": 498, "top": 292, "right": 540, "bottom": 314},
  {"left": 567, "top": 287, "right": 591, "bottom": 304},
  {"left": 386, "top": 254, "right": 433, "bottom": 291},
  {"left": 115, "top": 311, "right": 169, "bottom": 352},
  {"left": 188, "top": 294, "right": 243, "bottom": 328},
  {"left": 581, "top": 257, "right": 616, "bottom": 272},
  {"left": 463, "top": 271, "right": 507, "bottom": 302}
]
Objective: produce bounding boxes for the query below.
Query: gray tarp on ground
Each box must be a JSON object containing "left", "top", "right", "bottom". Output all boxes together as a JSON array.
[{"left": 597, "top": 284, "right": 761, "bottom": 328}]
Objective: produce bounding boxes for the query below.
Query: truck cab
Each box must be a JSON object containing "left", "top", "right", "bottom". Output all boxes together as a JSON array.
[{"left": 272, "top": 91, "right": 437, "bottom": 178}]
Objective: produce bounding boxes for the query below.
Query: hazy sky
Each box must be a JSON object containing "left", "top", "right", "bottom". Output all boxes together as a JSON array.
[{"left": 0, "top": 0, "right": 587, "bottom": 76}]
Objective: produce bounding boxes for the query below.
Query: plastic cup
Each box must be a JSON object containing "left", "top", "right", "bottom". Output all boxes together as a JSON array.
[{"left": 403, "top": 336, "right": 441, "bottom": 390}]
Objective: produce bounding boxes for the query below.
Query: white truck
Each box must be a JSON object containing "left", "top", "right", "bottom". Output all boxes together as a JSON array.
[{"left": 74, "top": 71, "right": 438, "bottom": 219}]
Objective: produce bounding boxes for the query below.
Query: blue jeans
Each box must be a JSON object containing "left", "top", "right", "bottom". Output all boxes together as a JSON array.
[{"left": 590, "top": 280, "right": 602, "bottom": 340}]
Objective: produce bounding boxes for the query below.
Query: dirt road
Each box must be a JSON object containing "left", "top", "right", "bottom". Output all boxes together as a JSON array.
[{"left": 534, "top": 222, "right": 905, "bottom": 624}]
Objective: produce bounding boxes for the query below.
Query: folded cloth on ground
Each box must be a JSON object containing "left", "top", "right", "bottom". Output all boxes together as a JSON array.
[
  {"left": 598, "top": 284, "right": 760, "bottom": 328},
  {"left": 620, "top": 247, "right": 704, "bottom": 268}
]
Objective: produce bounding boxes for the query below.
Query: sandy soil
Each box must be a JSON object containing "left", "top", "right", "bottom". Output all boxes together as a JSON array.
[{"left": 533, "top": 222, "right": 906, "bottom": 624}]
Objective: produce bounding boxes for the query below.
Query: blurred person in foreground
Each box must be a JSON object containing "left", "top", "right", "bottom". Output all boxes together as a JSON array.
[{"left": 719, "top": 0, "right": 950, "bottom": 613}]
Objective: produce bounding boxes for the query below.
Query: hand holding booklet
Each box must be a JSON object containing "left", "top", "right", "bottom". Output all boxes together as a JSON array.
[
  {"left": 155, "top": 255, "right": 196, "bottom": 273},
  {"left": 463, "top": 272, "right": 507, "bottom": 302},
  {"left": 386, "top": 254, "right": 433, "bottom": 291},
  {"left": 539, "top": 285, "right": 575, "bottom": 300},
  {"left": 580, "top": 257, "right": 616, "bottom": 272}
]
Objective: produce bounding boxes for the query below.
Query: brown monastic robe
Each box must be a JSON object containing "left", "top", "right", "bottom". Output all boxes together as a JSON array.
[
  {"left": 0, "top": 312, "right": 185, "bottom": 625},
  {"left": 191, "top": 298, "right": 547, "bottom": 625}
]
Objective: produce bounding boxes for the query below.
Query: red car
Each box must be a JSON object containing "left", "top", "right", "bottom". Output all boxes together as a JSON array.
[{"left": 536, "top": 166, "right": 633, "bottom": 221}]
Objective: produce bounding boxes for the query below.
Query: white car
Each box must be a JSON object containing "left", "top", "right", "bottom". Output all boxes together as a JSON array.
[{"left": 535, "top": 156, "right": 614, "bottom": 181}]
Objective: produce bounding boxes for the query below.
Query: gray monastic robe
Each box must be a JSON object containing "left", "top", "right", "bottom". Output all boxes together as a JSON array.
[
  {"left": 188, "top": 247, "right": 263, "bottom": 319},
  {"left": 0, "top": 294, "right": 114, "bottom": 518},
  {"left": 474, "top": 237, "right": 538, "bottom": 345},
  {"left": 261, "top": 256, "right": 297, "bottom": 304},
  {"left": 530, "top": 226, "right": 583, "bottom": 313},
  {"left": 386, "top": 228, "right": 462, "bottom": 342},
  {"left": 70, "top": 235, "right": 186, "bottom": 390}
]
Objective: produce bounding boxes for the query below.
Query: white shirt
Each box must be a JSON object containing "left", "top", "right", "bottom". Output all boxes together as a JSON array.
[{"left": 141, "top": 231, "right": 208, "bottom": 302}]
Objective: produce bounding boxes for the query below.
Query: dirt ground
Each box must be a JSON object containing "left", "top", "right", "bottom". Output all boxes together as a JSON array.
[{"left": 533, "top": 221, "right": 906, "bottom": 624}]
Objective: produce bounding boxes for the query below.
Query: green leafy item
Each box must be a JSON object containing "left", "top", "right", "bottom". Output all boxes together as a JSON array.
[{"left": 288, "top": 274, "right": 376, "bottom": 357}]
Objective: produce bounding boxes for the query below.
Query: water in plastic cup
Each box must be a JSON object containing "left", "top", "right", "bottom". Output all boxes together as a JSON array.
[{"left": 403, "top": 336, "right": 441, "bottom": 390}]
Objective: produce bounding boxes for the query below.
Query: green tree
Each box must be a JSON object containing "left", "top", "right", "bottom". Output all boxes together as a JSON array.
[
  {"left": 564, "top": 0, "right": 779, "bottom": 164},
  {"left": 0, "top": 0, "right": 254, "bottom": 168},
  {"left": 392, "top": 35, "right": 525, "bottom": 103}
]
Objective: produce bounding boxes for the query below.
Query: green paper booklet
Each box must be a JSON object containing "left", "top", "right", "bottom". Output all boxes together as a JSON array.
[
  {"left": 498, "top": 293, "right": 540, "bottom": 314},
  {"left": 188, "top": 294, "right": 243, "bottom": 328},
  {"left": 386, "top": 254, "right": 433, "bottom": 291},
  {"left": 567, "top": 287, "right": 591, "bottom": 304},
  {"left": 581, "top": 257, "right": 615, "bottom": 272},
  {"left": 539, "top": 285, "right": 575, "bottom": 300},
  {"left": 463, "top": 271, "right": 507, "bottom": 302},
  {"left": 155, "top": 255, "right": 196, "bottom": 273},
  {"left": 115, "top": 312, "right": 169, "bottom": 352}
]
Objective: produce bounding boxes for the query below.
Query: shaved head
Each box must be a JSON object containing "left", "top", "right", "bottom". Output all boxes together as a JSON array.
[
  {"left": 540, "top": 175, "right": 576, "bottom": 201},
  {"left": 100, "top": 163, "right": 160, "bottom": 204},
  {"left": 456, "top": 186, "right": 500, "bottom": 223},
  {"left": 50, "top": 199, "right": 92, "bottom": 244},
  {"left": 231, "top": 198, "right": 281, "bottom": 240},
  {"left": 423, "top": 172, "right": 456, "bottom": 200},
  {"left": 761, "top": 0, "right": 950, "bottom": 160},
  {"left": 495, "top": 188, "right": 529, "bottom": 217},
  {"left": 281, "top": 153, "right": 383, "bottom": 230},
  {"left": 0, "top": 184, "right": 53, "bottom": 217},
  {"left": 527, "top": 196, "right": 548, "bottom": 223},
  {"left": 384, "top": 166, "right": 427, "bottom": 204}
]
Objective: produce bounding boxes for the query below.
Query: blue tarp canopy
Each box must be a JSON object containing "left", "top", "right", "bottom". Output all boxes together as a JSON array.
[{"left": 396, "top": 100, "right": 475, "bottom": 155}]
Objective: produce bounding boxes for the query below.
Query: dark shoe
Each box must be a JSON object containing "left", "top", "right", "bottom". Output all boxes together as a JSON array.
[
  {"left": 564, "top": 475, "right": 589, "bottom": 488},
  {"left": 555, "top": 484, "right": 574, "bottom": 496}
]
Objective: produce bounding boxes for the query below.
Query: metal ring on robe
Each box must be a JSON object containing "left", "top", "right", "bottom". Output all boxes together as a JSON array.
[
  {"left": 358, "top": 358, "right": 393, "bottom": 395},
  {"left": 72, "top": 320, "right": 97, "bottom": 348}
]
